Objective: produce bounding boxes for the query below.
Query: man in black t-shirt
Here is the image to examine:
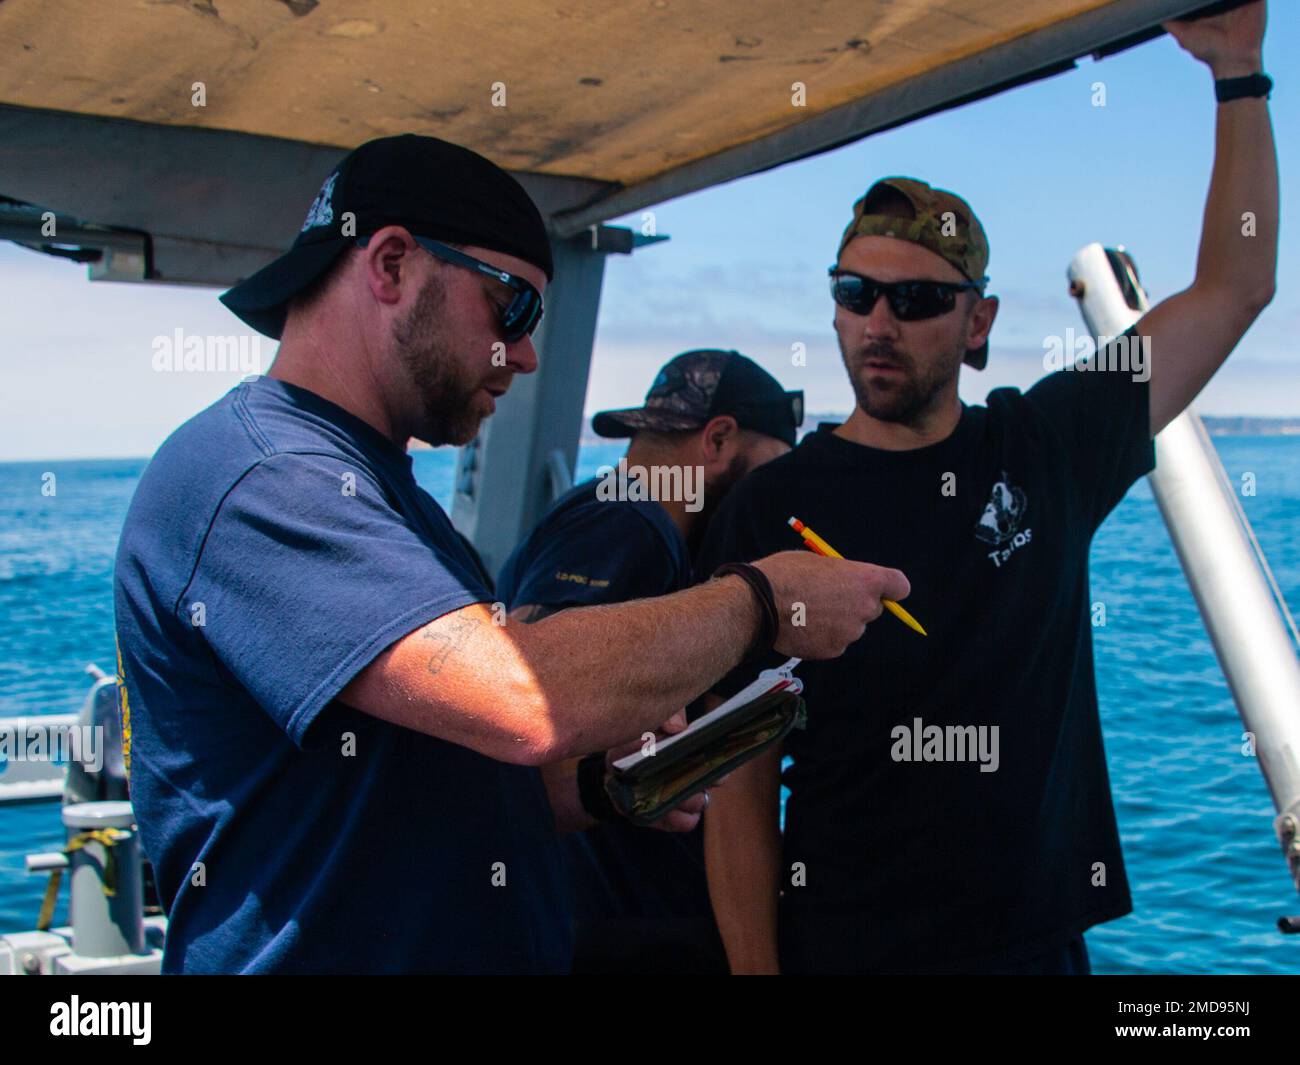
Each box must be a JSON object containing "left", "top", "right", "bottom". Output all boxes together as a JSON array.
[
  {"left": 697, "top": 5, "right": 1277, "bottom": 974},
  {"left": 498, "top": 349, "right": 801, "bottom": 973}
]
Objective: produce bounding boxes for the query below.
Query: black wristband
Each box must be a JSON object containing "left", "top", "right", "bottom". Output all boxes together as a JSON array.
[
  {"left": 713, "top": 562, "right": 780, "bottom": 658},
  {"left": 577, "top": 751, "right": 618, "bottom": 822},
  {"left": 1215, "top": 73, "right": 1272, "bottom": 103}
]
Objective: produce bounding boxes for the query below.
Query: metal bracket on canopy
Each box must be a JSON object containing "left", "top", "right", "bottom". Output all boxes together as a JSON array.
[{"left": 0, "top": 198, "right": 150, "bottom": 282}]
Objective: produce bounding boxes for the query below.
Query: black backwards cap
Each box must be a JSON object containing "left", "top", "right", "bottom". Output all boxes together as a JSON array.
[
  {"left": 592, "top": 349, "right": 803, "bottom": 448},
  {"left": 220, "top": 134, "right": 554, "bottom": 339}
]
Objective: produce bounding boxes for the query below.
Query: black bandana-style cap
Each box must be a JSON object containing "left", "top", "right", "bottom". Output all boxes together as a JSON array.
[{"left": 220, "top": 134, "right": 554, "bottom": 339}]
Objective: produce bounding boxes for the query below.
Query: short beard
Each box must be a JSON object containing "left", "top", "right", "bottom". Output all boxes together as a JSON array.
[
  {"left": 839, "top": 335, "right": 964, "bottom": 427},
  {"left": 690, "top": 451, "right": 751, "bottom": 555},
  {"left": 392, "top": 277, "right": 483, "bottom": 447}
]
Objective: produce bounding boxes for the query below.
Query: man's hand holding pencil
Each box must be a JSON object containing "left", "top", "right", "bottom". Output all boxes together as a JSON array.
[
  {"left": 789, "top": 517, "right": 926, "bottom": 636},
  {"left": 747, "top": 550, "right": 911, "bottom": 660}
]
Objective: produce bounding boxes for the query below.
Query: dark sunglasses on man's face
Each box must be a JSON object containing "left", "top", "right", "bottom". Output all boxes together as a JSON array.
[
  {"left": 357, "top": 235, "right": 545, "bottom": 342},
  {"left": 828, "top": 268, "right": 983, "bottom": 322}
]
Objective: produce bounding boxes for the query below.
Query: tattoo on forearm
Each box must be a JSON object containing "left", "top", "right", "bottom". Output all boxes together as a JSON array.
[{"left": 423, "top": 615, "right": 481, "bottom": 675}]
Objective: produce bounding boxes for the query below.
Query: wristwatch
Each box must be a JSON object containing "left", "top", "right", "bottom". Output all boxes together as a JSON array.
[{"left": 1215, "top": 73, "right": 1272, "bottom": 103}]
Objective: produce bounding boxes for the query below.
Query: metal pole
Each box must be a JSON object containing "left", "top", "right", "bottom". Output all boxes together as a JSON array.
[
  {"left": 62, "top": 801, "right": 145, "bottom": 958},
  {"left": 1068, "top": 242, "right": 1300, "bottom": 896}
]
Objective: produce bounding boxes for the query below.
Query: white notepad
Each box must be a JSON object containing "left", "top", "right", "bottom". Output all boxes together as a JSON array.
[{"left": 611, "top": 657, "right": 803, "bottom": 773}]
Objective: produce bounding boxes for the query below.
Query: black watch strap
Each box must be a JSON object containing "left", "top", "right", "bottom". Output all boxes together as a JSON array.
[
  {"left": 712, "top": 562, "right": 780, "bottom": 658},
  {"left": 1215, "top": 73, "right": 1272, "bottom": 103},
  {"left": 577, "top": 751, "right": 618, "bottom": 822}
]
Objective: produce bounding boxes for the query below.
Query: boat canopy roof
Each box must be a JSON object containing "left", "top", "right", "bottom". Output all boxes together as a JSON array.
[{"left": 0, "top": 0, "right": 1217, "bottom": 285}]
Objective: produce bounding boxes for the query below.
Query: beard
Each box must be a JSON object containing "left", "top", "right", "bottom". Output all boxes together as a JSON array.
[
  {"left": 392, "top": 278, "right": 493, "bottom": 447},
  {"left": 838, "top": 334, "right": 965, "bottom": 427},
  {"left": 689, "top": 451, "right": 752, "bottom": 555}
]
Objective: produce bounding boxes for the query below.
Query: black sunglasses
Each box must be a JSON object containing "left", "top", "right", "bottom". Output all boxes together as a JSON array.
[
  {"left": 828, "top": 268, "right": 984, "bottom": 322},
  {"left": 357, "top": 235, "right": 545, "bottom": 342}
]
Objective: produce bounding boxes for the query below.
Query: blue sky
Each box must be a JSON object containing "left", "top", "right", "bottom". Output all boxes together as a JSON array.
[{"left": 1, "top": 10, "right": 1296, "bottom": 460}]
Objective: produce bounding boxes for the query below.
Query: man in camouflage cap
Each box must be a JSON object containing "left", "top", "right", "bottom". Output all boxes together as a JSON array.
[
  {"left": 697, "top": 3, "right": 1277, "bottom": 975},
  {"left": 497, "top": 349, "right": 800, "bottom": 973},
  {"left": 838, "top": 176, "right": 993, "bottom": 369}
]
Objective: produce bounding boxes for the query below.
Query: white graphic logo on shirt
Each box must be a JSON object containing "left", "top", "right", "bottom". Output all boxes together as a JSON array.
[
  {"left": 976, "top": 472, "right": 1034, "bottom": 568},
  {"left": 974, "top": 473, "right": 1027, "bottom": 545},
  {"left": 300, "top": 172, "right": 337, "bottom": 232}
]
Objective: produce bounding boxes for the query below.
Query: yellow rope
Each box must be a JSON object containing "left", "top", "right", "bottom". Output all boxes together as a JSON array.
[
  {"left": 35, "top": 869, "right": 62, "bottom": 932},
  {"left": 36, "top": 827, "right": 130, "bottom": 931},
  {"left": 65, "top": 828, "right": 130, "bottom": 896}
]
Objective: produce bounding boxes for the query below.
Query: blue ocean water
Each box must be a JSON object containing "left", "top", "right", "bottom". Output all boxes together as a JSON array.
[{"left": 1, "top": 438, "right": 1297, "bottom": 974}]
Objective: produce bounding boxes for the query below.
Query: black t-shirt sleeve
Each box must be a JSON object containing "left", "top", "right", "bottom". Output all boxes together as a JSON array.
[
  {"left": 1022, "top": 330, "right": 1155, "bottom": 530},
  {"left": 506, "top": 502, "right": 682, "bottom": 610}
]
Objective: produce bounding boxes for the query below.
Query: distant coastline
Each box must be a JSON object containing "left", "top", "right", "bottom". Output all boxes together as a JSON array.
[
  {"left": 3, "top": 412, "right": 1298, "bottom": 463},
  {"left": 1199, "top": 416, "right": 1300, "bottom": 437},
  {"left": 568, "top": 413, "right": 1300, "bottom": 445}
]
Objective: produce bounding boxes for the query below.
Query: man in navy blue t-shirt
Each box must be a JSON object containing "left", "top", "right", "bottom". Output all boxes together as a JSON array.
[
  {"left": 113, "top": 135, "right": 910, "bottom": 973},
  {"left": 497, "top": 349, "right": 799, "bottom": 973},
  {"left": 698, "top": 6, "right": 1277, "bottom": 974}
]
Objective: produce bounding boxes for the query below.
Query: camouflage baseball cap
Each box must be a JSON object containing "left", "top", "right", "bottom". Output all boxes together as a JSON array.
[
  {"left": 838, "top": 177, "right": 991, "bottom": 369},
  {"left": 592, "top": 349, "right": 803, "bottom": 447}
]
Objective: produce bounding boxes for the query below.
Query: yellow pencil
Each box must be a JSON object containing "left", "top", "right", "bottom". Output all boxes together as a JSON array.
[{"left": 787, "top": 516, "right": 927, "bottom": 636}]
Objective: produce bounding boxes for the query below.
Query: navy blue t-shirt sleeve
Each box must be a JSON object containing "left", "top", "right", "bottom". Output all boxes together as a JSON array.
[
  {"left": 505, "top": 501, "right": 681, "bottom": 610},
  {"left": 1023, "top": 329, "right": 1155, "bottom": 530},
  {"left": 183, "top": 452, "right": 490, "bottom": 747}
]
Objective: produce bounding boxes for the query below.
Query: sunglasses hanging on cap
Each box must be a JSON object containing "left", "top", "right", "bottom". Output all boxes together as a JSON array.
[
  {"left": 729, "top": 391, "right": 804, "bottom": 432},
  {"left": 787, "top": 390, "right": 804, "bottom": 427},
  {"left": 828, "top": 268, "right": 984, "bottom": 322},
  {"left": 778, "top": 390, "right": 805, "bottom": 427},
  {"left": 357, "top": 235, "right": 545, "bottom": 342}
]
